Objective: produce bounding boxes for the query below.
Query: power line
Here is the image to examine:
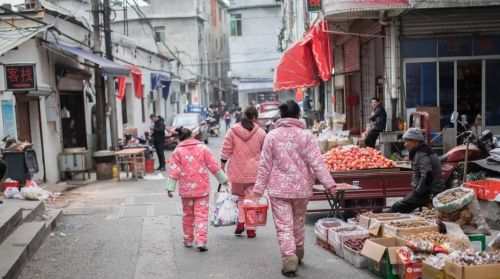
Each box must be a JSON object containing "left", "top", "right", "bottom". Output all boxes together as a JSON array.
[{"left": 183, "top": 57, "right": 280, "bottom": 66}]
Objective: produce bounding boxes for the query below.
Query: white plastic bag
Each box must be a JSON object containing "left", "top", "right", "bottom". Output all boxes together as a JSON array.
[
  {"left": 211, "top": 192, "right": 238, "bottom": 227},
  {"left": 21, "top": 187, "right": 53, "bottom": 201},
  {"left": 3, "top": 187, "right": 19, "bottom": 199}
]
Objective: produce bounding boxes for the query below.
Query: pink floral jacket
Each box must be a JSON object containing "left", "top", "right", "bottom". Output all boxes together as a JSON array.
[
  {"left": 253, "top": 118, "right": 336, "bottom": 199},
  {"left": 168, "top": 140, "right": 225, "bottom": 198}
]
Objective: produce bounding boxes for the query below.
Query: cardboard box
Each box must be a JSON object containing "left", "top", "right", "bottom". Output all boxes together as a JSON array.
[
  {"left": 383, "top": 220, "right": 438, "bottom": 237},
  {"left": 398, "top": 247, "right": 423, "bottom": 279},
  {"left": 444, "top": 260, "right": 500, "bottom": 279},
  {"left": 467, "top": 234, "right": 486, "bottom": 252},
  {"left": 422, "top": 262, "right": 445, "bottom": 279},
  {"left": 417, "top": 106, "right": 441, "bottom": 131},
  {"left": 359, "top": 213, "right": 411, "bottom": 235},
  {"left": 361, "top": 237, "right": 408, "bottom": 279}
]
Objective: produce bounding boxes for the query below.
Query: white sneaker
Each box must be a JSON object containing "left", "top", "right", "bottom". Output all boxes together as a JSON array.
[{"left": 183, "top": 241, "right": 193, "bottom": 248}]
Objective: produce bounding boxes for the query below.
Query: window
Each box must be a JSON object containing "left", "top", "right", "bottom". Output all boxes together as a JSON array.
[
  {"left": 219, "top": 7, "right": 222, "bottom": 22},
  {"left": 402, "top": 39, "right": 436, "bottom": 58},
  {"left": 230, "top": 14, "right": 242, "bottom": 36},
  {"left": 486, "top": 60, "right": 500, "bottom": 125},
  {"left": 438, "top": 37, "right": 472, "bottom": 57},
  {"left": 475, "top": 35, "right": 500, "bottom": 56},
  {"left": 439, "top": 62, "right": 454, "bottom": 129},
  {"left": 405, "top": 62, "right": 437, "bottom": 108},
  {"left": 154, "top": 26, "right": 165, "bottom": 42},
  {"left": 141, "top": 97, "right": 146, "bottom": 123}
]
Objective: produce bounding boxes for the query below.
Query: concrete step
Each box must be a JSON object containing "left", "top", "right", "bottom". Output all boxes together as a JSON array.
[
  {"left": 34, "top": 209, "right": 62, "bottom": 239},
  {"left": 0, "top": 206, "right": 22, "bottom": 245},
  {"left": 2, "top": 200, "right": 45, "bottom": 223},
  {"left": 0, "top": 222, "right": 45, "bottom": 279}
]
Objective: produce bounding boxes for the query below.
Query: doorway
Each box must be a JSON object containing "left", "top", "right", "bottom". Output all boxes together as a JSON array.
[
  {"left": 60, "top": 92, "right": 87, "bottom": 148},
  {"left": 456, "top": 60, "right": 482, "bottom": 126}
]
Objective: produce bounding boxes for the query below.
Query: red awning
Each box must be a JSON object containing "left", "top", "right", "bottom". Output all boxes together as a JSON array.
[
  {"left": 309, "top": 20, "right": 333, "bottom": 82},
  {"left": 273, "top": 37, "right": 319, "bottom": 92}
]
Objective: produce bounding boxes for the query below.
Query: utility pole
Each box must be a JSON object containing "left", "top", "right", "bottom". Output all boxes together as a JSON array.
[
  {"left": 103, "top": 0, "right": 118, "bottom": 149},
  {"left": 92, "top": 0, "right": 108, "bottom": 150}
]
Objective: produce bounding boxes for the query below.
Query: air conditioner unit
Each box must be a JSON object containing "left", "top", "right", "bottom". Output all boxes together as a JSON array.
[
  {"left": 170, "top": 92, "right": 178, "bottom": 103},
  {"left": 149, "top": 90, "right": 157, "bottom": 102}
]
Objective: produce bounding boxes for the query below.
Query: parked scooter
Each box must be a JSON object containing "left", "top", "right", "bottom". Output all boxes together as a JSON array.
[
  {"left": 207, "top": 117, "right": 220, "bottom": 137},
  {"left": 164, "top": 126, "right": 179, "bottom": 150},
  {"left": 440, "top": 112, "right": 496, "bottom": 188}
]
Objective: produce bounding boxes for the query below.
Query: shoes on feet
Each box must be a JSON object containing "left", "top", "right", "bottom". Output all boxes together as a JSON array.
[
  {"left": 196, "top": 244, "right": 208, "bottom": 252},
  {"left": 234, "top": 222, "right": 245, "bottom": 235},
  {"left": 296, "top": 246, "right": 304, "bottom": 264},
  {"left": 281, "top": 255, "right": 298, "bottom": 277},
  {"left": 158, "top": 167, "right": 166, "bottom": 171},
  {"left": 183, "top": 241, "right": 193, "bottom": 248},
  {"left": 246, "top": 230, "right": 256, "bottom": 238}
]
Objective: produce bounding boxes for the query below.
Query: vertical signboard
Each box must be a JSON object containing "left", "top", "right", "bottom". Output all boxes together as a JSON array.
[{"left": 1, "top": 100, "right": 18, "bottom": 138}]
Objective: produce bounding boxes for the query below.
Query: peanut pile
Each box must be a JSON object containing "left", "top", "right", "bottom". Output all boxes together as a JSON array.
[
  {"left": 388, "top": 220, "right": 432, "bottom": 228},
  {"left": 437, "top": 188, "right": 469, "bottom": 204},
  {"left": 403, "top": 231, "right": 448, "bottom": 244},
  {"left": 413, "top": 208, "right": 437, "bottom": 220}
]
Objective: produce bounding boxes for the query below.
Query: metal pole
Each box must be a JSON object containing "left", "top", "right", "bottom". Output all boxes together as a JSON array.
[
  {"left": 463, "top": 136, "right": 470, "bottom": 184},
  {"left": 103, "top": 0, "right": 118, "bottom": 149},
  {"left": 92, "top": 0, "right": 107, "bottom": 150}
]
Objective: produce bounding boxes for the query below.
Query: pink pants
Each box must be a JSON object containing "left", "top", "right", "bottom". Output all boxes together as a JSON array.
[
  {"left": 269, "top": 197, "right": 309, "bottom": 257},
  {"left": 181, "top": 196, "right": 209, "bottom": 245},
  {"left": 231, "top": 183, "right": 256, "bottom": 230}
]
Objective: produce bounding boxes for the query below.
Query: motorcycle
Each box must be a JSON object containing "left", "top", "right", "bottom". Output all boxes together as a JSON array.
[
  {"left": 440, "top": 112, "right": 496, "bottom": 188},
  {"left": 164, "top": 127, "right": 179, "bottom": 150},
  {"left": 207, "top": 116, "right": 220, "bottom": 137}
]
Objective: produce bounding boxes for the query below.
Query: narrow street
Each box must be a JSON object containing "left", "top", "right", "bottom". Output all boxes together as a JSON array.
[{"left": 19, "top": 133, "right": 377, "bottom": 279}]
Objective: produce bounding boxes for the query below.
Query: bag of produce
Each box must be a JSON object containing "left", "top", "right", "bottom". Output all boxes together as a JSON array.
[
  {"left": 433, "top": 187, "right": 475, "bottom": 214},
  {"left": 437, "top": 194, "right": 491, "bottom": 235},
  {"left": 442, "top": 222, "right": 472, "bottom": 252}
]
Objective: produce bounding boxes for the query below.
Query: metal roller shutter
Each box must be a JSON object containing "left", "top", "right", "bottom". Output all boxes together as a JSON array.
[
  {"left": 343, "top": 37, "right": 360, "bottom": 73},
  {"left": 401, "top": 7, "right": 500, "bottom": 37}
]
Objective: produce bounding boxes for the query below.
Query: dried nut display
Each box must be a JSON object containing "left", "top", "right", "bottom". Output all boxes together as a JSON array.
[
  {"left": 403, "top": 231, "right": 448, "bottom": 244},
  {"left": 436, "top": 188, "right": 469, "bottom": 204},
  {"left": 344, "top": 237, "right": 370, "bottom": 252},
  {"left": 388, "top": 220, "right": 432, "bottom": 228},
  {"left": 448, "top": 250, "right": 500, "bottom": 266},
  {"left": 413, "top": 208, "right": 437, "bottom": 219}
]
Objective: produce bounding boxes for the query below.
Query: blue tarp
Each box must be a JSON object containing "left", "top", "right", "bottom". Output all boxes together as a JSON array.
[{"left": 151, "top": 73, "right": 171, "bottom": 99}]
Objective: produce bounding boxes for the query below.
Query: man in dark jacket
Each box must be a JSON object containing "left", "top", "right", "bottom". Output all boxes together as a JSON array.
[
  {"left": 365, "top": 97, "right": 387, "bottom": 148},
  {"left": 150, "top": 114, "right": 166, "bottom": 171},
  {"left": 390, "top": 128, "right": 444, "bottom": 213}
]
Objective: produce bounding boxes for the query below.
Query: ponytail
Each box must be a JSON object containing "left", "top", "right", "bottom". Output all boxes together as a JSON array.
[
  {"left": 175, "top": 126, "right": 192, "bottom": 141},
  {"left": 240, "top": 106, "right": 259, "bottom": 132}
]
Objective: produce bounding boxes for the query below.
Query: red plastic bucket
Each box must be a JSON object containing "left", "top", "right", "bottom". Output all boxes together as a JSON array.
[
  {"left": 243, "top": 204, "right": 268, "bottom": 227},
  {"left": 145, "top": 159, "right": 155, "bottom": 173}
]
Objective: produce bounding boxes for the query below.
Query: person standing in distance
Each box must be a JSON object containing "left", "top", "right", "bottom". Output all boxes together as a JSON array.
[
  {"left": 303, "top": 94, "right": 314, "bottom": 128},
  {"left": 365, "top": 97, "right": 387, "bottom": 148},
  {"left": 150, "top": 114, "right": 166, "bottom": 171}
]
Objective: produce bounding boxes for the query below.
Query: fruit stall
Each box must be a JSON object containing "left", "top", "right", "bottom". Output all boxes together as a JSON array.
[
  {"left": 314, "top": 186, "right": 500, "bottom": 279},
  {"left": 310, "top": 146, "right": 413, "bottom": 213}
]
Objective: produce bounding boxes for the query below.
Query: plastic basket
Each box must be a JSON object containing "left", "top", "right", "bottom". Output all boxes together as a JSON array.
[
  {"left": 242, "top": 204, "right": 268, "bottom": 227},
  {"left": 464, "top": 179, "right": 500, "bottom": 200},
  {"left": 145, "top": 159, "right": 155, "bottom": 173}
]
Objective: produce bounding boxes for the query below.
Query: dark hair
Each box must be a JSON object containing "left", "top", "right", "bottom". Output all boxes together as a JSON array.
[
  {"left": 149, "top": 113, "right": 156, "bottom": 119},
  {"left": 240, "top": 106, "right": 259, "bottom": 132},
  {"left": 371, "top": 97, "right": 380, "bottom": 103},
  {"left": 279, "top": 100, "right": 301, "bottom": 119},
  {"left": 175, "top": 126, "right": 192, "bottom": 141}
]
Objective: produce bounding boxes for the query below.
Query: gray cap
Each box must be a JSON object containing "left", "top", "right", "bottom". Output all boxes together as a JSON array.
[{"left": 402, "top": 128, "right": 424, "bottom": 141}]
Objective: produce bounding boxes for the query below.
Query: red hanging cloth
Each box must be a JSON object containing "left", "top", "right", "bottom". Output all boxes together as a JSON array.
[
  {"left": 273, "top": 37, "right": 319, "bottom": 92},
  {"left": 126, "top": 65, "right": 143, "bottom": 99},
  {"left": 117, "top": 76, "right": 126, "bottom": 100}
]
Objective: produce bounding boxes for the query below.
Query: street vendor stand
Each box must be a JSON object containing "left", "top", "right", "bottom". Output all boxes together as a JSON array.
[
  {"left": 114, "top": 148, "right": 146, "bottom": 180},
  {"left": 313, "top": 184, "right": 361, "bottom": 219},
  {"left": 310, "top": 168, "right": 413, "bottom": 214}
]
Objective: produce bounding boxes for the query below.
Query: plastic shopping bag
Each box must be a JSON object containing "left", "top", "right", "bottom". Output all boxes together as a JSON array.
[{"left": 211, "top": 187, "right": 238, "bottom": 227}]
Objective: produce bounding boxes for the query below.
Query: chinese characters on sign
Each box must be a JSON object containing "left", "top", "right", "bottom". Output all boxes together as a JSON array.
[
  {"left": 307, "top": 0, "right": 322, "bottom": 11},
  {"left": 4, "top": 64, "right": 36, "bottom": 91}
]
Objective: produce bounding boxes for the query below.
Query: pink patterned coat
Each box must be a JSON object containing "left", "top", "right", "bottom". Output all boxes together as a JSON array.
[
  {"left": 253, "top": 118, "right": 336, "bottom": 198},
  {"left": 168, "top": 139, "right": 221, "bottom": 198},
  {"left": 221, "top": 123, "right": 266, "bottom": 184}
]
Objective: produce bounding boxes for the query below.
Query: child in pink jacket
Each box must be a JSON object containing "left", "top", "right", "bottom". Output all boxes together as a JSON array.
[
  {"left": 253, "top": 100, "right": 340, "bottom": 277},
  {"left": 221, "top": 106, "right": 266, "bottom": 238},
  {"left": 166, "top": 127, "right": 228, "bottom": 252}
]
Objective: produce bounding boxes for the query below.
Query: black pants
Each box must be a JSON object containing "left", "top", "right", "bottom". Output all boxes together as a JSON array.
[
  {"left": 365, "top": 129, "right": 381, "bottom": 148},
  {"left": 154, "top": 142, "right": 166, "bottom": 169},
  {"left": 390, "top": 191, "right": 431, "bottom": 213}
]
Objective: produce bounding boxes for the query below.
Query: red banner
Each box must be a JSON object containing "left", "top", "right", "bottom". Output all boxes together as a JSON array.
[{"left": 325, "top": 0, "right": 409, "bottom": 13}]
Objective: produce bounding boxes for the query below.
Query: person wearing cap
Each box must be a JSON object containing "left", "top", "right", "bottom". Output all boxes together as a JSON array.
[{"left": 390, "top": 128, "right": 444, "bottom": 213}]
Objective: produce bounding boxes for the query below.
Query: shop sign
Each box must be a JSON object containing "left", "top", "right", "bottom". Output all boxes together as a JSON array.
[
  {"left": 307, "top": 0, "right": 322, "bottom": 11},
  {"left": 324, "top": 0, "right": 409, "bottom": 14},
  {"left": 4, "top": 64, "right": 36, "bottom": 91},
  {"left": 1, "top": 100, "right": 17, "bottom": 138}
]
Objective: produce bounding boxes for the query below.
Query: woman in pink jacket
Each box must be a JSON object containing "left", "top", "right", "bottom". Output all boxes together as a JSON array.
[
  {"left": 166, "top": 127, "right": 228, "bottom": 252},
  {"left": 221, "top": 106, "right": 266, "bottom": 238},
  {"left": 253, "top": 100, "right": 340, "bottom": 277}
]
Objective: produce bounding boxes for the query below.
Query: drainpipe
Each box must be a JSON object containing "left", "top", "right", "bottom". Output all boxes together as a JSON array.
[{"left": 390, "top": 21, "right": 398, "bottom": 130}]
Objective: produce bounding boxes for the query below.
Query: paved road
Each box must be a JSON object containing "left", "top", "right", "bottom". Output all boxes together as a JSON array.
[{"left": 20, "top": 129, "right": 377, "bottom": 279}]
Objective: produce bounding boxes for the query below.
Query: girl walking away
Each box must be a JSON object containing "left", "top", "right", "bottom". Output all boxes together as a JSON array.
[
  {"left": 221, "top": 106, "right": 266, "bottom": 238},
  {"left": 224, "top": 110, "right": 231, "bottom": 130},
  {"left": 166, "top": 127, "right": 228, "bottom": 252},
  {"left": 253, "top": 100, "right": 341, "bottom": 277}
]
